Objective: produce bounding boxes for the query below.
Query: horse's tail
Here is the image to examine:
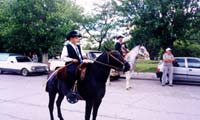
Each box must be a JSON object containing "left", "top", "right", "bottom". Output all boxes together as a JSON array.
[{"left": 45, "top": 70, "right": 58, "bottom": 93}]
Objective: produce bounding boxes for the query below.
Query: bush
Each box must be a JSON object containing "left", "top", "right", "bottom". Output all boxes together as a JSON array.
[
  {"left": 100, "top": 40, "right": 114, "bottom": 51},
  {"left": 173, "top": 41, "right": 200, "bottom": 57}
]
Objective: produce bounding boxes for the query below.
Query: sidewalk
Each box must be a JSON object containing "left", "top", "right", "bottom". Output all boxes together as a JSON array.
[{"left": 121, "top": 72, "right": 158, "bottom": 80}]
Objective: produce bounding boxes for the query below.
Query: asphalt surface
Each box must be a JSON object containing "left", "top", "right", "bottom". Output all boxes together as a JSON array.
[{"left": 0, "top": 73, "right": 200, "bottom": 120}]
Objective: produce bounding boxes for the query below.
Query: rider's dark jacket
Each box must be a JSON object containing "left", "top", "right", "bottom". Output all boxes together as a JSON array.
[
  {"left": 115, "top": 42, "right": 123, "bottom": 55},
  {"left": 65, "top": 43, "right": 83, "bottom": 72}
]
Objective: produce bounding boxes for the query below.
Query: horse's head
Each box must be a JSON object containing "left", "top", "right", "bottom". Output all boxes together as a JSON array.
[
  {"left": 104, "top": 50, "right": 130, "bottom": 72},
  {"left": 137, "top": 45, "right": 150, "bottom": 60}
]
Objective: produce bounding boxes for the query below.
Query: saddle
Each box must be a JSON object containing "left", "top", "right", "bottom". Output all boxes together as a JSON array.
[
  {"left": 56, "top": 63, "right": 89, "bottom": 104},
  {"left": 56, "top": 66, "right": 67, "bottom": 81},
  {"left": 56, "top": 63, "right": 89, "bottom": 81},
  {"left": 76, "top": 63, "right": 88, "bottom": 81}
]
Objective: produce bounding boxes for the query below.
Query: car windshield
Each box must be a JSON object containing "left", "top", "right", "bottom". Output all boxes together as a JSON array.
[
  {"left": 16, "top": 56, "right": 32, "bottom": 62},
  {"left": 90, "top": 52, "right": 102, "bottom": 59}
]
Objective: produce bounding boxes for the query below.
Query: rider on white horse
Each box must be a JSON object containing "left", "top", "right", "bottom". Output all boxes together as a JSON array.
[
  {"left": 108, "top": 41, "right": 150, "bottom": 90},
  {"left": 115, "top": 35, "right": 129, "bottom": 57}
]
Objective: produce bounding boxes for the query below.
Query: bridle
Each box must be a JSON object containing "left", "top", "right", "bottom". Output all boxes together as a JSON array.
[{"left": 94, "top": 51, "right": 126, "bottom": 71}]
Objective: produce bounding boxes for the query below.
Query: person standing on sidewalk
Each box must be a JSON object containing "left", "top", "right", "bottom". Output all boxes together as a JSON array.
[{"left": 162, "top": 48, "right": 175, "bottom": 87}]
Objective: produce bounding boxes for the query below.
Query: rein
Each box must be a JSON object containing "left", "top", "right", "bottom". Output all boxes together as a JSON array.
[
  {"left": 94, "top": 60, "right": 121, "bottom": 70},
  {"left": 94, "top": 51, "right": 125, "bottom": 70}
]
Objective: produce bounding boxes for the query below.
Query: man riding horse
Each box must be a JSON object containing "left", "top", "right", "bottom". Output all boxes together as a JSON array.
[
  {"left": 115, "top": 35, "right": 129, "bottom": 57},
  {"left": 60, "top": 30, "right": 87, "bottom": 96}
]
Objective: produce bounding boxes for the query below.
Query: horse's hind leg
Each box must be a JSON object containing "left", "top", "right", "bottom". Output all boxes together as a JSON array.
[
  {"left": 48, "top": 92, "right": 56, "bottom": 120},
  {"left": 92, "top": 99, "right": 102, "bottom": 120},
  {"left": 56, "top": 93, "right": 64, "bottom": 120},
  {"left": 85, "top": 100, "right": 93, "bottom": 120}
]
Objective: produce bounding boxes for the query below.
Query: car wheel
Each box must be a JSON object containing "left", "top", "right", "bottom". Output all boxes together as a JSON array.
[{"left": 21, "top": 68, "right": 29, "bottom": 76}]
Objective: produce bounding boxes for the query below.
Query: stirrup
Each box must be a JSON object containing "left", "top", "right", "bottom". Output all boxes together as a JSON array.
[{"left": 66, "top": 80, "right": 79, "bottom": 104}]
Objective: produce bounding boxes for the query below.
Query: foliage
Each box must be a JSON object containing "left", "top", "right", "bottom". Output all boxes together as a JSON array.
[
  {"left": 100, "top": 40, "right": 115, "bottom": 51},
  {"left": 173, "top": 41, "right": 200, "bottom": 57},
  {"left": 0, "top": 0, "right": 83, "bottom": 57},
  {"left": 81, "top": 1, "right": 117, "bottom": 50},
  {"left": 114, "top": 0, "right": 200, "bottom": 58}
]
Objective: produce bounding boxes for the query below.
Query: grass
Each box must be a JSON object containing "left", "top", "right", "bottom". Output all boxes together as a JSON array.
[{"left": 135, "top": 59, "right": 159, "bottom": 73}]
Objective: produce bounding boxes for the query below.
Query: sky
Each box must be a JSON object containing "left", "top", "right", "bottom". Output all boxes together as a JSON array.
[{"left": 75, "top": 0, "right": 106, "bottom": 13}]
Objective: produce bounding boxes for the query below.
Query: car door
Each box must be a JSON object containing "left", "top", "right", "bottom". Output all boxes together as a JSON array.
[
  {"left": 6, "top": 57, "right": 19, "bottom": 72},
  {"left": 186, "top": 58, "right": 200, "bottom": 82},
  {"left": 173, "top": 58, "right": 187, "bottom": 81}
]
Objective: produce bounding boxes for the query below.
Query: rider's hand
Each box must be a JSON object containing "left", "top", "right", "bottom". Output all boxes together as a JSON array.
[
  {"left": 72, "top": 59, "right": 79, "bottom": 63},
  {"left": 83, "top": 55, "right": 88, "bottom": 59}
]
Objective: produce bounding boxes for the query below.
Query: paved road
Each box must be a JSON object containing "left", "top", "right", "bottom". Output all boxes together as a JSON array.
[{"left": 0, "top": 74, "right": 200, "bottom": 120}]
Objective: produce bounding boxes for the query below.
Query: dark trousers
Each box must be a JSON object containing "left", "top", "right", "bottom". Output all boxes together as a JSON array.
[{"left": 58, "top": 64, "right": 77, "bottom": 96}]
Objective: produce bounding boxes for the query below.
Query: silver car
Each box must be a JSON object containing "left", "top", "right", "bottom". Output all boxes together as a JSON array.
[{"left": 156, "top": 57, "right": 200, "bottom": 82}]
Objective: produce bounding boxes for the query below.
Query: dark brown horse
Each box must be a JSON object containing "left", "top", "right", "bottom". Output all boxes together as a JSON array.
[{"left": 46, "top": 50, "right": 130, "bottom": 120}]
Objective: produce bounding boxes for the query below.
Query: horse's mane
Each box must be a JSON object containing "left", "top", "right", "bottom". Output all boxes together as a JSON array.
[
  {"left": 129, "top": 45, "right": 140, "bottom": 54},
  {"left": 96, "top": 51, "right": 107, "bottom": 62},
  {"left": 125, "top": 45, "right": 140, "bottom": 61}
]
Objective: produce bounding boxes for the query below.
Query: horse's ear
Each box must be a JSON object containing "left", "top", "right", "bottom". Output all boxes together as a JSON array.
[{"left": 104, "top": 47, "right": 111, "bottom": 52}]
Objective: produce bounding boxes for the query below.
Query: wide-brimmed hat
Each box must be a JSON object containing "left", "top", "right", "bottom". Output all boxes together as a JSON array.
[
  {"left": 66, "top": 30, "right": 82, "bottom": 40},
  {"left": 117, "top": 35, "right": 124, "bottom": 40},
  {"left": 166, "top": 48, "right": 172, "bottom": 51}
]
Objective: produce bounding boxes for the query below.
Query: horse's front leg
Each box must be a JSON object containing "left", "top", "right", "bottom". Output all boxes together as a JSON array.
[
  {"left": 85, "top": 100, "right": 93, "bottom": 120},
  {"left": 106, "top": 71, "right": 112, "bottom": 85},
  {"left": 56, "top": 93, "right": 64, "bottom": 120},
  {"left": 48, "top": 92, "right": 57, "bottom": 120},
  {"left": 92, "top": 99, "right": 102, "bottom": 120},
  {"left": 125, "top": 70, "right": 132, "bottom": 90}
]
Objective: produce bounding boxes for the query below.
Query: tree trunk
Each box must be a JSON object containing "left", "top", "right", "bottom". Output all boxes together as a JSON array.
[
  {"left": 98, "top": 41, "right": 102, "bottom": 51},
  {"left": 42, "top": 52, "right": 48, "bottom": 64}
]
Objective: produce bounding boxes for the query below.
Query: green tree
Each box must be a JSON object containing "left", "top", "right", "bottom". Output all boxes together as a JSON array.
[
  {"left": 81, "top": 1, "right": 117, "bottom": 50},
  {"left": 114, "top": 0, "right": 200, "bottom": 58},
  {"left": 0, "top": 0, "right": 83, "bottom": 63}
]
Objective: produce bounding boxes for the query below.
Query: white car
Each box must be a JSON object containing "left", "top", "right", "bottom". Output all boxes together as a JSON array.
[
  {"left": 156, "top": 57, "right": 200, "bottom": 82},
  {"left": 0, "top": 53, "right": 48, "bottom": 76}
]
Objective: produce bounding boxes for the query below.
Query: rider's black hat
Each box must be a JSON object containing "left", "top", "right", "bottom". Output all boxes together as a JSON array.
[
  {"left": 66, "top": 30, "right": 82, "bottom": 40},
  {"left": 117, "top": 35, "right": 124, "bottom": 40}
]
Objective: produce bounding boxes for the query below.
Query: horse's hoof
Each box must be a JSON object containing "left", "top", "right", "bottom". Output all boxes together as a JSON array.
[
  {"left": 106, "top": 82, "right": 111, "bottom": 86},
  {"left": 126, "top": 86, "right": 132, "bottom": 90}
]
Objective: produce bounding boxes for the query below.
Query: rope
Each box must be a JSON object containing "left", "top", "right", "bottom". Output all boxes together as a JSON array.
[{"left": 94, "top": 60, "right": 122, "bottom": 70}]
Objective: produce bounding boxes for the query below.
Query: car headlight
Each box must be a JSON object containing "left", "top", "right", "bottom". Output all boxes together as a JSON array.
[
  {"left": 31, "top": 66, "right": 36, "bottom": 71},
  {"left": 45, "top": 66, "right": 49, "bottom": 71}
]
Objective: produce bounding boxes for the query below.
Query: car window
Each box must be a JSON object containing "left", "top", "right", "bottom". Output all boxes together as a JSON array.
[
  {"left": 93, "top": 52, "right": 101, "bottom": 58},
  {"left": 187, "top": 58, "right": 200, "bottom": 68},
  {"left": 173, "top": 58, "right": 185, "bottom": 67},
  {"left": 89, "top": 52, "right": 102, "bottom": 60},
  {"left": 16, "top": 57, "right": 32, "bottom": 62},
  {"left": 0, "top": 53, "right": 9, "bottom": 61}
]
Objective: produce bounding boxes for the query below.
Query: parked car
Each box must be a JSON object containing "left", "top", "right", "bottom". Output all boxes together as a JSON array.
[
  {"left": 48, "top": 50, "right": 102, "bottom": 71},
  {"left": 156, "top": 57, "right": 200, "bottom": 82},
  {"left": 0, "top": 53, "right": 48, "bottom": 76}
]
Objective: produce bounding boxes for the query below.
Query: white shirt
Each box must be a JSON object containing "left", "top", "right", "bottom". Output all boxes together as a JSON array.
[{"left": 61, "top": 41, "right": 85, "bottom": 62}]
